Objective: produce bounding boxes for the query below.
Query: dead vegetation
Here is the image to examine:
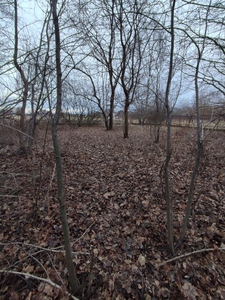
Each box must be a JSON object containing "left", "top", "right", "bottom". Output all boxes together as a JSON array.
[{"left": 0, "top": 125, "right": 225, "bottom": 299}]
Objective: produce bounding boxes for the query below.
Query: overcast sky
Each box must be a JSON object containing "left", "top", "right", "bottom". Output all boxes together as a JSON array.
[{"left": 19, "top": 0, "right": 46, "bottom": 34}]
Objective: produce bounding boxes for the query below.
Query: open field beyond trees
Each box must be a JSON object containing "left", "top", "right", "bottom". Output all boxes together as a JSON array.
[{"left": 0, "top": 125, "right": 225, "bottom": 299}]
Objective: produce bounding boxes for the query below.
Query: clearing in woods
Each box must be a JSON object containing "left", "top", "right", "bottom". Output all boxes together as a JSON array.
[{"left": 0, "top": 125, "right": 225, "bottom": 299}]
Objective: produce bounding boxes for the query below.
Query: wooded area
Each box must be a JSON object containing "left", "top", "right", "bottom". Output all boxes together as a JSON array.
[{"left": 0, "top": 0, "right": 225, "bottom": 299}]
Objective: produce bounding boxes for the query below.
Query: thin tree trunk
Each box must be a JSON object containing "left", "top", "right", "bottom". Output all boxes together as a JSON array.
[
  {"left": 164, "top": 114, "right": 174, "bottom": 254},
  {"left": 179, "top": 2, "right": 211, "bottom": 243},
  {"left": 179, "top": 52, "right": 202, "bottom": 243},
  {"left": 164, "top": 0, "right": 176, "bottom": 255},
  {"left": 13, "top": 0, "right": 28, "bottom": 152},
  {"left": 51, "top": 0, "right": 79, "bottom": 293},
  {"left": 108, "top": 90, "right": 115, "bottom": 130},
  {"left": 27, "top": 17, "right": 51, "bottom": 149},
  {"left": 124, "top": 100, "right": 129, "bottom": 138},
  {"left": 51, "top": 124, "right": 79, "bottom": 293},
  {"left": 100, "top": 108, "right": 109, "bottom": 130}
]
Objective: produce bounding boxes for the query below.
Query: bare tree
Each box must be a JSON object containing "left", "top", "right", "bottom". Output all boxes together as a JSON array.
[
  {"left": 161, "top": 0, "right": 215, "bottom": 250},
  {"left": 66, "top": 0, "right": 121, "bottom": 130},
  {"left": 179, "top": 0, "right": 212, "bottom": 244},
  {"left": 115, "top": 0, "right": 151, "bottom": 138},
  {"left": 71, "top": 66, "right": 111, "bottom": 129},
  {"left": 0, "top": 1, "right": 52, "bottom": 150},
  {"left": 134, "top": 30, "right": 168, "bottom": 142},
  {"left": 164, "top": 0, "right": 176, "bottom": 255},
  {"left": 25, "top": 11, "right": 53, "bottom": 148},
  {"left": 13, "top": 0, "right": 29, "bottom": 152},
  {"left": 62, "top": 78, "right": 100, "bottom": 127}
]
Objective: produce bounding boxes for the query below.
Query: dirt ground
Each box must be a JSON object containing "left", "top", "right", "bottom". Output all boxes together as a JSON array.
[{"left": 0, "top": 125, "right": 225, "bottom": 299}]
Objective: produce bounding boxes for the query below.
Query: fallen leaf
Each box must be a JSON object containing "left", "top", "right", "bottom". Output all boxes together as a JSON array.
[
  {"left": 138, "top": 254, "right": 146, "bottom": 266},
  {"left": 103, "top": 191, "right": 115, "bottom": 199},
  {"left": 181, "top": 281, "right": 198, "bottom": 300},
  {"left": 9, "top": 291, "right": 19, "bottom": 300},
  {"left": 23, "top": 265, "right": 34, "bottom": 273}
]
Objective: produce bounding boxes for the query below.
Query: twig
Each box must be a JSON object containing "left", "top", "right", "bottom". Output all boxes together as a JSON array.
[
  {"left": 46, "top": 163, "right": 56, "bottom": 214},
  {"left": 0, "top": 122, "right": 34, "bottom": 139},
  {"left": 0, "top": 195, "right": 18, "bottom": 198},
  {"left": 23, "top": 248, "right": 49, "bottom": 279},
  {"left": 0, "top": 269, "right": 79, "bottom": 300},
  {"left": 0, "top": 242, "right": 90, "bottom": 255},
  {"left": 6, "top": 249, "right": 46, "bottom": 270},
  {"left": 154, "top": 142, "right": 164, "bottom": 158},
  {"left": 156, "top": 247, "right": 225, "bottom": 268},
  {"left": 47, "top": 252, "right": 65, "bottom": 287},
  {"left": 75, "top": 221, "right": 96, "bottom": 243}
]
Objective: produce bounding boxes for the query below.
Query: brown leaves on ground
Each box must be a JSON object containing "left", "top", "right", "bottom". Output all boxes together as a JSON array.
[{"left": 0, "top": 125, "right": 225, "bottom": 299}]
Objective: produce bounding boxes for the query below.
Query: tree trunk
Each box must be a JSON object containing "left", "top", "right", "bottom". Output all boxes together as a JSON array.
[
  {"left": 164, "top": 0, "right": 176, "bottom": 255},
  {"left": 13, "top": 0, "right": 28, "bottom": 153},
  {"left": 27, "top": 114, "right": 36, "bottom": 149},
  {"left": 154, "top": 125, "right": 160, "bottom": 143},
  {"left": 124, "top": 101, "right": 129, "bottom": 138},
  {"left": 164, "top": 114, "right": 174, "bottom": 254},
  {"left": 101, "top": 109, "right": 109, "bottom": 130},
  {"left": 51, "top": 0, "right": 79, "bottom": 293},
  {"left": 179, "top": 2, "right": 211, "bottom": 243},
  {"left": 51, "top": 124, "right": 80, "bottom": 293},
  {"left": 18, "top": 83, "right": 28, "bottom": 152},
  {"left": 108, "top": 87, "right": 115, "bottom": 130},
  {"left": 108, "top": 95, "right": 114, "bottom": 130}
]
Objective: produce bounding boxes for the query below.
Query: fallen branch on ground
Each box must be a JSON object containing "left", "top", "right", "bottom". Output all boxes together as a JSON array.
[
  {"left": 0, "top": 241, "right": 89, "bottom": 255},
  {"left": 0, "top": 269, "right": 79, "bottom": 300},
  {"left": 156, "top": 247, "right": 225, "bottom": 268}
]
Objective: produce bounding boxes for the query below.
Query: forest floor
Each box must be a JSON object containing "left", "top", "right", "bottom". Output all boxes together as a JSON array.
[{"left": 0, "top": 125, "right": 225, "bottom": 300}]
